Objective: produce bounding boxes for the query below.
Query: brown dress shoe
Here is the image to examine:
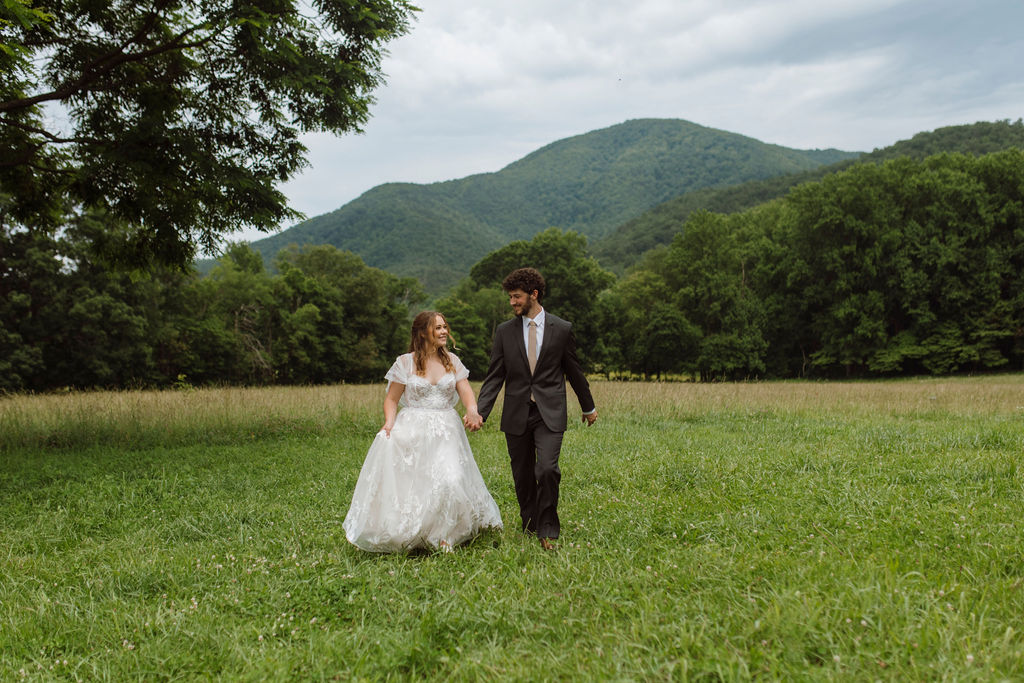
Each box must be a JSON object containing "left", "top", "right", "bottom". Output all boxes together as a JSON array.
[{"left": 539, "top": 538, "right": 556, "bottom": 551}]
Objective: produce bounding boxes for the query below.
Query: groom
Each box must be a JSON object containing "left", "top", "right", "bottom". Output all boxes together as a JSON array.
[{"left": 473, "top": 267, "right": 598, "bottom": 550}]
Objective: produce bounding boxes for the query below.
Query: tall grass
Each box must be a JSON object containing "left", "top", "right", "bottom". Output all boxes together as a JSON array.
[
  {"left": 2, "top": 375, "right": 1024, "bottom": 679},
  {"left": 5, "top": 375, "right": 1021, "bottom": 451},
  {"left": 0, "top": 384, "right": 383, "bottom": 451}
]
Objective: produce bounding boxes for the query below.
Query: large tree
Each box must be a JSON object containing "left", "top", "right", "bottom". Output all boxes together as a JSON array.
[{"left": 0, "top": 0, "right": 416, "bottom": 265}]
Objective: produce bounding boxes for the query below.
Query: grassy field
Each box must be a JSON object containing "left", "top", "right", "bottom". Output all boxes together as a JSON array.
[{"left": 2, "top": 377, "right": 1024, "bottom": 680}]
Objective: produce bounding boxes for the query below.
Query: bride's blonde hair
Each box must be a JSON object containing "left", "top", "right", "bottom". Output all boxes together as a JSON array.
[{"left": 409, "top": 311, "right": 455, "bottom": 376}]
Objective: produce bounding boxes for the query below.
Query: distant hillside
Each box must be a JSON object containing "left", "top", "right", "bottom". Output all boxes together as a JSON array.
[
  {"left": 592, "top": 119, "right": 1024, "bottom": 272},
  {"left": 246, "top": 118, "right": 858, "bottom": 291}
]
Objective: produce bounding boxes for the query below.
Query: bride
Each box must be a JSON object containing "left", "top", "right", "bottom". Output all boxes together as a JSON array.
[{"left": 343, "top": 311, "right": 503, "bottom": 552}]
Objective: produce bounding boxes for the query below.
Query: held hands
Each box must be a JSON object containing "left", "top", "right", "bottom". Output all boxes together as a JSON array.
[
  {"left": 582, "top": 408, "right": 598, "bottom": 426},
  {"left": 463, "top": 410, "right": 483, "bottom": 432}
]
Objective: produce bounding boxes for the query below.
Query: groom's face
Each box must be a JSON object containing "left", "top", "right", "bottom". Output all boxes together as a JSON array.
[{"left": 507, "top": 288, "right": 539, "bottom": 318}]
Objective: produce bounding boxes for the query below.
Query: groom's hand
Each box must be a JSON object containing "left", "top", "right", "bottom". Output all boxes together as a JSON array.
[
  {"left": 582, "top": 409, "right": 598, "bottom": 426},
  {"left": 463, "top": 412, "right": 483, "bottom": 432}
]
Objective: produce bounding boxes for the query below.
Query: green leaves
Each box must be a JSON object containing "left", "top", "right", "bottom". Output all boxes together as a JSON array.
[
  {"left": 0, "top": 0, "right": 51, "bottom": 31},
  {"left": 617, "top": 149, "right": 1024, "bottom": 380},
  {"left": 0, "top": 225, "right": 423, "bottom": 391},
  {"left": 1, "top": 0, "right": 417, "bottom": 267}
]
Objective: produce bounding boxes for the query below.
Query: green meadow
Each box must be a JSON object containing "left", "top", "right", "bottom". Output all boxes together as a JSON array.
[{"left": 2, "top": 377, "right": 1024, "bottom": 680}]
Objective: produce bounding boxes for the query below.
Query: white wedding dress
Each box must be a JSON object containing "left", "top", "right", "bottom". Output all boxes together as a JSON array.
[{"left": 343, "top": 353, "right": 503, "bottom": 552}]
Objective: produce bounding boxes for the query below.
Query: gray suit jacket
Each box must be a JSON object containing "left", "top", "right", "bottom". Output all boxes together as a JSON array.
[{"left": 477, "top": 313, "right": 595, "bottom": 435}]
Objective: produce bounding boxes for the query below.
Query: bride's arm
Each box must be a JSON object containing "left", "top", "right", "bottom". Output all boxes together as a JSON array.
[
  {"left": 382, "top": 382, "right": 405, "bottom": 436},
  {"left": 456, "top": 378, "right": 482, "bottom": 431}
]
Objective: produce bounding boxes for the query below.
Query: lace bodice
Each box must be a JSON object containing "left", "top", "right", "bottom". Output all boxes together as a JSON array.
[
  {"left": 385, "top": 353, "right": 469, "bottom": 410},
  {"left": 403, "top": 373, "right": 458, "bottom": 410}
]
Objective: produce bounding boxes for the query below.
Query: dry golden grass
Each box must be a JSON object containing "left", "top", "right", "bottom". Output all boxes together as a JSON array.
[
  {"left": 2, "top": 383, "right": 381, "bottom": 423},
  {"left": 3, "top": 374, "right": 1022, "bottom": 451},
  {"left": 0, "top": 384, "right": 384, "bottom": 450},
  {"left": 587, "top": 374, "right": 1024, "bottom": 418}
]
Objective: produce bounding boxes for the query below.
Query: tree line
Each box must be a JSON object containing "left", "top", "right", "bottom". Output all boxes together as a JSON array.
[
  {"left": 1, "top": 220, "right": 423, "bottom": 391},
  {"left": 629, "top": 150, "right": 1024, "bottom": 379},
  {"left": 3, "top": 148, "right": 1022, "bottom": 392},
  {"left": 450, "top": 149, "right": 1024, "bottom": 381}
]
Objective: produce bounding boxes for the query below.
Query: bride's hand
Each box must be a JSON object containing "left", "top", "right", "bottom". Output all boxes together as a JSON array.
[
  {"left": 463, "top": 410, "right": 483, "bottom": 432},
  {"left": 381, "top": 419, "right": 395, "bottom": 437}
]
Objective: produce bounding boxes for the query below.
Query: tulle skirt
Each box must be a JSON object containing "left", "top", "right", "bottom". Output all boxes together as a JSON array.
[{"left": 343, "top": 407, "right": 503, "bottom": 552}]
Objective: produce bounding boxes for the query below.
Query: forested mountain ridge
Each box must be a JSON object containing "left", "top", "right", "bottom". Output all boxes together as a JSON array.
[
  {"left": 592, "top": 119, "right": 1024, "bottom": 272},
  {"left": 246, "top": 118, "right": 858, "bottom": 291}
]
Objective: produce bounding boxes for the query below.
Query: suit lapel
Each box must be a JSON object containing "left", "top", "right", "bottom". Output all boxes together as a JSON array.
[
  {"left": 510, "top": 318, "right": 530, "bottom": 370},
  {"left": 535, "top": 316, "right": 559, "bottom": 370}
]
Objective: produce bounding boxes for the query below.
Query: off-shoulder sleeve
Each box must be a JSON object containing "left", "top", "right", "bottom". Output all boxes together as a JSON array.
[
  {"left": 450, "top": 353, "right": 469, "bottom": 382},
  {"left": 384, "top": 354, "right": 410, "bottom": 386}
]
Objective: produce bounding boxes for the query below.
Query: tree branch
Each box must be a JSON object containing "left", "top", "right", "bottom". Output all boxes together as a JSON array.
[
  {"left": 0, "top": 13, "right": 225, "bottom": 114},
  {"left": 0, "top": 115, "right": 94, "bottom": 144},
  {"left": 0, "top": 145, "right": 74, "bottom": 173}
]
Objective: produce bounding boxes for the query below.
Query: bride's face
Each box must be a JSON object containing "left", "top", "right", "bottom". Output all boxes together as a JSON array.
[{"left": 429, "top": 316, "right": 449, "bottom": 349}]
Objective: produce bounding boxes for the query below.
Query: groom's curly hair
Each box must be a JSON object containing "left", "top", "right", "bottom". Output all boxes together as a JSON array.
[{"left": 502, "top": 267, "right": 546, "bottom": 302}]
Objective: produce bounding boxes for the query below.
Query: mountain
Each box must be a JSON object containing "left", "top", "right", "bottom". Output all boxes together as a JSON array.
[
  {"left": 591, "top": 119, "right": 1024, "bottom": 273},
  {"left": 246, "top": 118, "right": 859, "bottom": 291}
]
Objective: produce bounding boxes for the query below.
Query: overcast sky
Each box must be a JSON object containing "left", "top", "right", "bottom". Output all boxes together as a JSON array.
[{"left": 236, "top": 0, "right": 1024, "bottom": 244}]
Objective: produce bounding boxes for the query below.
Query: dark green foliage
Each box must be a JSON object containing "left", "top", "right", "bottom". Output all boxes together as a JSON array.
[
  {"left": 784, "top": 152, "right": 1024, "bottom": 376},
  {"left": 629, "top": 150, "right": 1024, "bottom": 379},
  {"left": 590, "top": 167, "right": 841, "bottom": 274},
  {"left": 248, "top": 119, "right": 857, "bottom": 293},
  {"left": 592, "top": 269, "right": 676, "bottom": 377},
  {"left": 0, "top": 223, "right": 423, "bottom": 391},
  {"left": 0, "top": 212, "right": 199, "bottom": 390},
  {"left": 593, "top": 119, "right": 1024, "bottom": 273},
  {"left": 862, "top": 119, "right": 1024, "bottom": 162},
  {"left": 432, "top": 228, "right": 616, "bottom": 375},
  {"left": 0, "top": 224, "right": 62, "bottom": 389},
  {"left": 251, "top": 185, "right": 510, "bottom": 293},
  {"left": 1, "top": 0, "right": 416, "bottom": 267},
  {"left": 270, "top": 245, "right": 422, "bottom": 383},
  {"left": 659, "top": 210, "right": 769, "bottom": 381}
]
